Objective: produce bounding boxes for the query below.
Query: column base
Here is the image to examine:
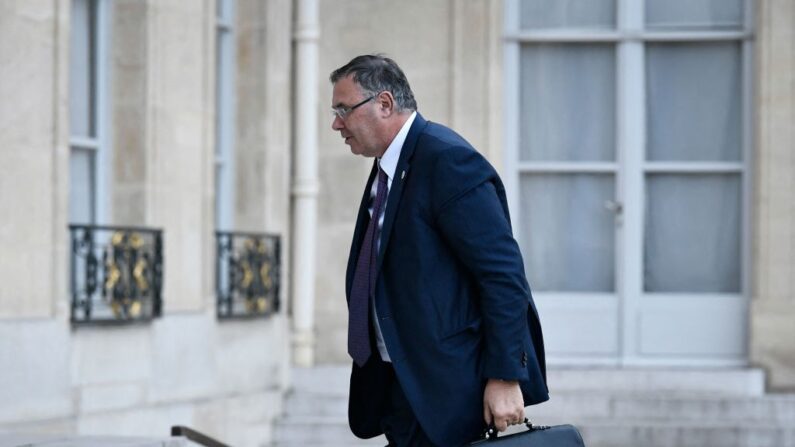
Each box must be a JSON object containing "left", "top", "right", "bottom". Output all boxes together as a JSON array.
[{"left": 291, "top": 329, "right": 315, "bottom": 367}]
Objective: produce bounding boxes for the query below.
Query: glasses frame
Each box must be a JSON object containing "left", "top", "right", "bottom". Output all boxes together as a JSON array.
[{"left": 331, "top": 94, "right": 376, "bottom": 120}]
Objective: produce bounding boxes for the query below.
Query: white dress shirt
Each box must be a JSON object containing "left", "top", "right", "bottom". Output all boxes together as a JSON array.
[{"left": 368, "top": 111, "right": 416, "bottom": 362}]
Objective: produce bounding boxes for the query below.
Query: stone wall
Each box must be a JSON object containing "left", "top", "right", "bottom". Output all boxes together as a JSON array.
[
  {"left": 0, "top": 0, "right": 65, "bottom": 319},
  {"left": 751, "top": 0, "right": 795, "bottom": 391},
  {"left": 111, "top": 0, "right": 148, "bottom": 226}
]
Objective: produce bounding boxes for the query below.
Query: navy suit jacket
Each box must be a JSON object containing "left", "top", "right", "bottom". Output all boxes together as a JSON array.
[{"left": 346, "top": 113, "right": 548, "bottom": 447}]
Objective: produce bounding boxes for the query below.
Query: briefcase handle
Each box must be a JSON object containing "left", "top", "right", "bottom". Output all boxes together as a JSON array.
[{"left": 482, "top": 418, "right": 550, "bottom": 440}]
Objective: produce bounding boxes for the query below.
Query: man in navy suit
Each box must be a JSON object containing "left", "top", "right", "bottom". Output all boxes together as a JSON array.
[{"left": 330, "top": 55, "right": 548, "bottom": 447}]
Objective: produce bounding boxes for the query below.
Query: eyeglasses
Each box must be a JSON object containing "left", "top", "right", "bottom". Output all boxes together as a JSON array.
[{"left": 331, "top": 95, "right": 375, "bottom": 120}]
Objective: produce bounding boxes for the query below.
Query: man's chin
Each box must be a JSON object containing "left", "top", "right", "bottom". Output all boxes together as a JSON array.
[{"left": 347, "top": 143, "right": 374, "bottom": 157}]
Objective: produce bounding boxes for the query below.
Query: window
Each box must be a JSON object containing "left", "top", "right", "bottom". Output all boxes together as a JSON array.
[
  {"left": 69, "top": 0, "right": 109, "bottom": 224},
  {"left": 504, "top": 0, "right": 752, "bottom": 365},
  {"left": 69, "top": 0, "right": 165, "bottom": 326},
  {"left": 215, "top": 0, "right": 236, "bottom": 231},
  {"left": 214, "top": 0, "right": 237, "bottom": 315}
]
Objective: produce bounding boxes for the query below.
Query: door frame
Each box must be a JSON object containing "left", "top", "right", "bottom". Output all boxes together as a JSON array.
[{"left": 502, "top": 0, "right": 754, "bottom": 367}]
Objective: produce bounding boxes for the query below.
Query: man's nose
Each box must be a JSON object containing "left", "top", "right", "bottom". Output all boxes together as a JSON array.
[
  {"left": 331, "top": 114, "right": 344, "bottom": 131},
  {"left": 331, "top": 117, "right": 343, "bottom": 130}
]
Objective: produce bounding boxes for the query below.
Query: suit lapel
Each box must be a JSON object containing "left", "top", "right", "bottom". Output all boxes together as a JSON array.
[
  {"left": 376, "top": 113, "right": 428, "bottom": 272},
  {"left": 345, "top": 160, "right": 378, "bottom": 299}
]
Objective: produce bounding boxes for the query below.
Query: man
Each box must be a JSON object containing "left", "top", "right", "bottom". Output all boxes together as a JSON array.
[{"left": 331, "top": 55, "right": 548, "bottom": 447}]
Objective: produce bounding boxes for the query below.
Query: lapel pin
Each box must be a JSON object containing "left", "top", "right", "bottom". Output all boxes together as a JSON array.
[{"left": 401, "top": 170, "right": 406, "bottom": 180}]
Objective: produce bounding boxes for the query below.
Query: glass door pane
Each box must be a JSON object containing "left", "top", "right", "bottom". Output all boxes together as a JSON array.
[
  {"left": 520, "top": 44, "right": 616, "bottom": 161},
  {"left": 645, "top": 0, "right": 744, "bottom": 30},
  {"left": 69, "top": 148, "right": 96, "bottom": 224},
  {"left": 521, "top": 0, "right": 616, "bottom": 29},
  {"left": 70, "top": 0, "right": 96, "bottom": 138},
  {"left": 646, "top": 42, "right": 742, "bottom": 161},
  {"left": 644, "top": 174, "right": 741, "bottom": 293},
  {"left": 520, "top": 174, "right": 616, "bottom": 292}
]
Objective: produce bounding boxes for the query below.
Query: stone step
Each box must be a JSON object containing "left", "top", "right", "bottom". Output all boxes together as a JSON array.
[
  {"left": 283, "top": 390, "right": 348, "bottom": 417},
  {"left": 275, "top": 399, "right": 795, "bottom": 447},
  {"left": 277, "top": 366, "right": 779, "bottom": 446},
  {"left": 276, "top": 402, "right": 795, "bottom": 428},
  {"left": 272, "top": 417, "right": 385, "bottom": 446},
  {"left": 526, "top": 393, "right": 795, "bottom": 424},
  {"left": 290, "top": 366, "right": 767, "bottom": 397},
  {"left": 576, "top": 420, "right": 795, "bottom": 447},
  {"left": 290, "top": 365, "right": 351, "bottom": 395},
  {"left": 273, "top": 416, "right": 795, "bottom": 447},
  {"left": 283, "top": 388, "right": 795, "bottom": 424},
  {"left": 274, "top": 416, "right": 795, "bottom": 447}
]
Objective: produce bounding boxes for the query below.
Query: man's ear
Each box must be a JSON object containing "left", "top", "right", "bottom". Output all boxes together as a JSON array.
[{"left": 376, "top": 91, "right": 396, "bottom": 117}]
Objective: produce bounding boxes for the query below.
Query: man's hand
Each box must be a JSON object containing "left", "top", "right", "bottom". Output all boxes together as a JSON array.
[{"left": 483, "top": 379, "right": 525, "bottom": 432}]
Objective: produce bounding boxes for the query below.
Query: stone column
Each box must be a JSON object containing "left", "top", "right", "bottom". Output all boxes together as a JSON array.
[
  {"left": 291, "top": 0, "right": 319, "bottom": 367},
  {"left": 751, "top": 0, "right": 795, "bottom": 391}
]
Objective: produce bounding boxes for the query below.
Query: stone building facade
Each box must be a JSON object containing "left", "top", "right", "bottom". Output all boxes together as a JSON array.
[
  {"left": 0, "top": 0, "right": 794, "bottom": 446},
  {"left": 1, "top": 1, "right": 292, "bottom": 445}
]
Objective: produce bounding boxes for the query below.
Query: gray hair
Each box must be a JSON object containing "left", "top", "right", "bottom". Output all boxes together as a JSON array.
[{"left": 330, "top": 54, "right": 417, "bottom": 112}]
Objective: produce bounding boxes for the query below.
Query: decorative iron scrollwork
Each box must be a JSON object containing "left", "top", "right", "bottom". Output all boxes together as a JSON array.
[
  {"left": 216, "top": 231, "right": 281, "bottom": 319},
  {"left": 69, "top": 225, "right": 163, "bottom": 325}
]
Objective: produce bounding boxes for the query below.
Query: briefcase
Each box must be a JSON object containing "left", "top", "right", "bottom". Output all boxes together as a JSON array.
[{"left": 469, "top": 419, "right": 585, "bottom": 446}]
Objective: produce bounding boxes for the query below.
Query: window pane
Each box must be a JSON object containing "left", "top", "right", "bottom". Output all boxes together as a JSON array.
[
  {"left": 520, "top": 0, "right": 616, "bottom": 29},
  {"left": 70, "top": 0, "right": 95, "bottom": 138},
  {"left": 644, "top": 174, "right": 741, "bottom": 293},
  {"left": 646, "top": 42, "right": 742, "bottom": 162},
  {"left": 215, "top": 30, "right": 225, "bottom": 157},
  {"left": 69, "top": 148, "right": 95, "bottom": 224},
  {"left": 520, "top": 174, "right": 615, "bottom": 292},
  {"left": 520, "top": 44, "right": 616, "bottom": 161},
  {"left": 646, "top": 0, "right": 743, "bottom": 30},
  {"left": 215, "top": 0, "right": 234, "bottom": 231},
  {"left": 215, "top": 163, "right": 226, "bottom": 229},
  {"left": 217, "top": 0, "right": 233, "bottom": 21}
]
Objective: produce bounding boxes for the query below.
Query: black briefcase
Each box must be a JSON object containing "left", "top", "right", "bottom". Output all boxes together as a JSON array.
[{"left": 469, "top": 419, "right": 585, "bottom": 446}]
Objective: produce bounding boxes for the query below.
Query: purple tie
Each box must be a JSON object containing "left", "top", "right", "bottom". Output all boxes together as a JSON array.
[{"left": 348, "top": 167, "right": 389, "bottom": 366}]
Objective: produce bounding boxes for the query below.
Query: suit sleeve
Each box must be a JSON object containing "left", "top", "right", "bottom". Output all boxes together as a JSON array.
[{"left": 433, "top": 148, "right": 532, "bottom": 381}]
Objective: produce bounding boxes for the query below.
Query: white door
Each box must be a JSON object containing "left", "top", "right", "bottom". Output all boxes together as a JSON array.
[{"left": 504, "top": 0, "right": 752, "bottom": 366}]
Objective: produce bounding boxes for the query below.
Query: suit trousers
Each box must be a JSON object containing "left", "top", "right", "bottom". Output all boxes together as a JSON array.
[{"left": 376, "top": 359, "right": 438, "bottom": 447}]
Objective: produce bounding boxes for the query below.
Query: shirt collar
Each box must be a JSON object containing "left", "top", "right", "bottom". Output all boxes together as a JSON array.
[{"left": 378, "top": 111, "right": 417, "bottom": 181}]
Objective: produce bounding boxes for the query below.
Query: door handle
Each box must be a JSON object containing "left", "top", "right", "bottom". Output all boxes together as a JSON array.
[{"left": 604, "top": 200, "right": 623, "bottom": 214}]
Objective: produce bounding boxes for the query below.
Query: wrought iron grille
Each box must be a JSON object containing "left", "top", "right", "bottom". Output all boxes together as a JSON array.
[
  {"left": 69, "top": 225, "right": 163, "bottom": 325},
  {"left": 215, "top": 231, "right": 281, "bottom": 319}
]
